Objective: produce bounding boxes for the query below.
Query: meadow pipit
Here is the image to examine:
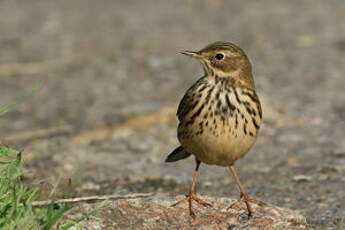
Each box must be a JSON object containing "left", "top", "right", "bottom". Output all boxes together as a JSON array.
[{"left": 166, "top": 41, "right": 263, "bottom": 217}]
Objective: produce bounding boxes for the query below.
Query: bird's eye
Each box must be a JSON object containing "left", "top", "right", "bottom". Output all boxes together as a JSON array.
[{"left": 215, "top": 53, "right": 224, "bottom": 60}]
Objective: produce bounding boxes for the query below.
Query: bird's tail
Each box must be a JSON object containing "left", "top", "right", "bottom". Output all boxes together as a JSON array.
[{"left": 165, "top": 146, "right": 192, "bottom": 162}]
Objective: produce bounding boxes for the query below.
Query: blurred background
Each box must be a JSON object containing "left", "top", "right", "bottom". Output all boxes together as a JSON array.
[{"left": 0, "top": 0, "right": 344, "bottom": 229}]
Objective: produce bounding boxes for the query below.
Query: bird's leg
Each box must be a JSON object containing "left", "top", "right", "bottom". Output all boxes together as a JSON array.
[
  {"left": 172, "top": 159, "right": 212, "bottom": 218},
  {"left": 227, "top": 165, "right": 265, "bottom": 216}
]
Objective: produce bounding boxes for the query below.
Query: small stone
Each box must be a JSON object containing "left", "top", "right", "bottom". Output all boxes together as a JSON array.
[
  {"left": 81, "top": 182, "right": 101, "bottom": 191},
  {"left": 293, "top": 175, "right": 312, "bottom": 182},
  {"left": 332, "top": 151, "right": 345, "bottom": 157},
  {"left": 203, "top": 181, "right": 213, "bottom": 187}
]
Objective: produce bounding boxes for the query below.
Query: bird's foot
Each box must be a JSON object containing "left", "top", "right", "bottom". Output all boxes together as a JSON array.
[
  {"left": 240, "top": 194, "right": 266, "bottom": 206},
  {"left": 172, "top": 192, "right": 212, "bottom": 218},
  {"left": 227, "top": 193, "right": 265, "bottom": 217}
]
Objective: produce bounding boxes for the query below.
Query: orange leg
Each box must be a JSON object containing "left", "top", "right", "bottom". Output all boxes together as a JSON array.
[
  {"left": 172, "top": 159, "right": 212, "bottom": 218},
  {"left": 227, "top": 165, "right": 265, "bottom": 216}
]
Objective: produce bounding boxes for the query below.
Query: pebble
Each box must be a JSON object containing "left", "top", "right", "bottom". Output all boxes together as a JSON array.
[{"left": 293, "top": 175, "right": 312, "bottom": 182}]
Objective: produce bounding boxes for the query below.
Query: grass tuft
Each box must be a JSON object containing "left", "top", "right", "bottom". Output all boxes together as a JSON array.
[
  {"left": 0, "top": 146, "right": 76, "bottom": 230},
  {"left": 0, "top": 86, "right": 84, "bottom": 229},
  {"left": 0, "top": 85, "right": 104, "bottom": 229}
]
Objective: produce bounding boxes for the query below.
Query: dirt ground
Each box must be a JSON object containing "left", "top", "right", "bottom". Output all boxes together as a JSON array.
[{"left": 0, "top": 0, "right": 344, "bottom": 229}]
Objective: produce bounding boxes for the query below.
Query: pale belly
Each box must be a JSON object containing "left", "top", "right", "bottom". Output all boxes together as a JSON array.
[{"left": 179, "top": 125, "right": 257, "bottom": 166}]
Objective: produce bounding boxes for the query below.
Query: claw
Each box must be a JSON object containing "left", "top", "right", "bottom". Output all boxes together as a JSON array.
[
  {"left": 172, "top": 192, "right": 212, "bottom": 217},
  {"left": 227, "top": 194, "right": 265, "bottom": 217},
  {"left": 192, "top": 196, "right": 212, "bottom": 207}
]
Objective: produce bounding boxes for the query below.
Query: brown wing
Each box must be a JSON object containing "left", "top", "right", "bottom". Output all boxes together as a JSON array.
[{"left": 176, "top": 77, "right": 207, "bottom": 122}]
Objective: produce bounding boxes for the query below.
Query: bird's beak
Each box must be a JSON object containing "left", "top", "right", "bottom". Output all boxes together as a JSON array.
[{"left": 180, "top": 51, "right": 203, "bottom": 60}]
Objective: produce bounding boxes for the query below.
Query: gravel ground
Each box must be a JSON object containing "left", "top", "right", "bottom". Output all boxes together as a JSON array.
[{"left": 0, "top": 1, "right": 344, "bottom": 229}]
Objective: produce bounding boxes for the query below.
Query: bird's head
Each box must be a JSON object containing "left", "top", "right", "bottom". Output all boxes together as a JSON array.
[{"left": 181, "top": 41, "right": 254, "bottom": 87}]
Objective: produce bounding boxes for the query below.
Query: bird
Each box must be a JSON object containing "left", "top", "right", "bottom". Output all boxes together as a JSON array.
[{"left": 165, "top": 41, "right": 263, "bottom": 218}]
